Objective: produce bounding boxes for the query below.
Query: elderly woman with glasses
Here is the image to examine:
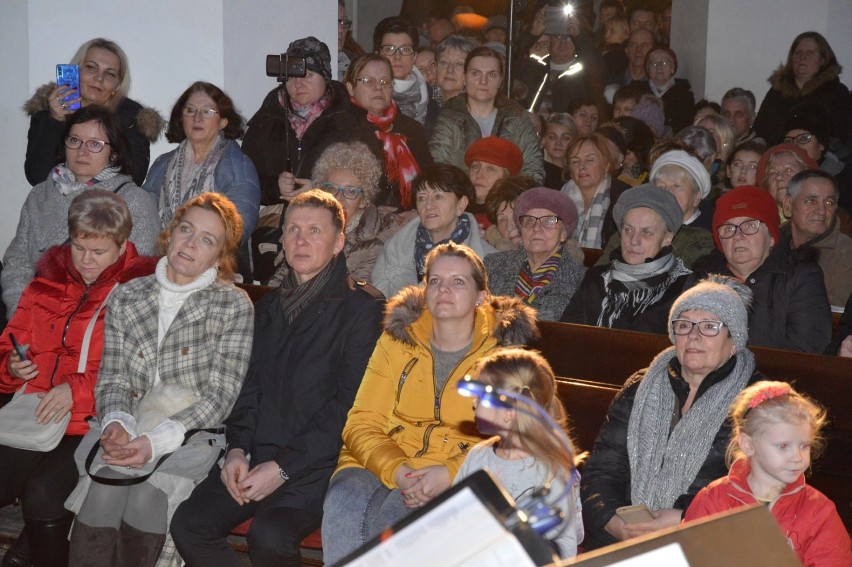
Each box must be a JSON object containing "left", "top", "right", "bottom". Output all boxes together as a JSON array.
[
  {"left": 340, "top": 54, "right": 433, "bottom": 213},
  {"left": 142, "top": 82, "right": 260, "bottom": 242},
  {"left": 485, "top": 188, "right": 586, "bottom": 321},
  {"left": 755, "top": 143, "right": 818, "bottom": 221},
  {"left": 2, "top": 105, "right": 159, "bottom": 317},
  {"left": 270, "top": 141, "right": 397, "bottom": 285},
  {"left": 690, "top": 185, "right": 831, "bottom": 352},
  {"left": 582, "top": 276, "right": 765, "bottom": 550},
  {"left": 24, "top": 37, "right": 163, "bottom": 186}
]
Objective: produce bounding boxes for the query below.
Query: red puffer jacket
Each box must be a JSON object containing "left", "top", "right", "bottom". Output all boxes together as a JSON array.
[
  {"left": 0, "top": 243, "right": 157, "bottom": 436},
  {"left": 685, "top": 458, "right": 852, "bottom": 567}
]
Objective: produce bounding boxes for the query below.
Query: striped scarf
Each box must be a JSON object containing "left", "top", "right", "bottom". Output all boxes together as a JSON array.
[{"left": 514, "top": 247, "right": 562, "bottom": 304}]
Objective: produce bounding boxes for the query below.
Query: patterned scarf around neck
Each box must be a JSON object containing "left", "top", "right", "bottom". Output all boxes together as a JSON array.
[
  {"left": 563, "top": 177, "right": 611, "bottom": 248},
  {"left": 160, "top": 134, "right": 228, "bottom": 226},
  {"left": 414, "top": 214, "right": 471, "bottom": 278},
  {"left": 393, "top": 66, "right": 429, "bottom": 124},
  {"left": 283, "top": 86, "right": 332, "bottom": 139},
  {"left": 52, "top": 163, "right": 121, "bottom": 196},
  {"left": 353, "top": 97, "right": 421, "bottom": 209},
  {"left": 515, "top": 246, "right": 563, "bottom": 305},
  {"left": 626, "top": 347, "right": 754, "bottom": 510},
  {"left": 277, "top": 252, "right": 341, "bottom": 324},
  {"left": 597, "top": 252, "right": 691, "bottom": 328}
]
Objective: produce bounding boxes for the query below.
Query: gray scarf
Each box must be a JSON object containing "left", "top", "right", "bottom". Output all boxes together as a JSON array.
[
  {"left": 393, "top": 67, "right": 429, "bottom": 124},
  {"left": 627, "top": 347, "right": 754, "bottom": 510},
  {"left": 159, "top": 134, "right": 228, "bottom": 226}
]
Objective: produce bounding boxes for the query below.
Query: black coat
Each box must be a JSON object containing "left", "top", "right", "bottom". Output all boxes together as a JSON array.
[
  {"left": 335, "top": 103, "right": 433, "bottom": 210},
  {"left": 242, "top": 81, "right": 351, "bottom": 205},
  {"left": 690, "top": 247, "right": 832, "bottom": 353},
  {"left": 560, "top": 257, "right": 691, "bottom": 334},
  {"left": 632, "top": 78, "right": 696, "bottom": 134},
  {"left": 225, "top": 256, "right": 384, "bottom": 506},
  {"left": 580, "top": 358, "right": 764, "bottom": 550},
  {"left": 25, "top": 96, "right": 155, "bottom": 186}
]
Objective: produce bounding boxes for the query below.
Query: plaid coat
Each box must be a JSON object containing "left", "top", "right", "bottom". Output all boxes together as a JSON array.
[{"left": 96, "top": 274, "right": 254, "bottom": 433}]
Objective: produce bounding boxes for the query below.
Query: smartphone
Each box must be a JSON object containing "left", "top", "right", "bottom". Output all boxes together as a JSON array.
[
  {"left": 543, "top": 4, "right": 574, "bottom": 36},
  {"left": 615, "top": 504, "right": 655, "bottom": 524},
  {"left": 9, "top": 333, "right": 28, "bottom": 362},
  {"left": 56, "top": 64, "right": 81, "bottom": 110}
]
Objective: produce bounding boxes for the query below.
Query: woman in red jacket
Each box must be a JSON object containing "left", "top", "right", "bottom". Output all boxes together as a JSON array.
[{"left": 0, "top": 189, "right": 156, "bottom": 567}]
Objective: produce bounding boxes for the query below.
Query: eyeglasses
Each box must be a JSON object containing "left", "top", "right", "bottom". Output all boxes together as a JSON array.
[
  {"left": 317, "top": 181, "right": 364, "bottom": 200},
  {"left": 183, "top": 106, "right": 220, "bottom": 119},
  {"left": 64, "top": 136, "right": 110, "bottom": 153},
  {"left": 716, "top": 219, "right": 762, "bottom": 239},
  {"left": 355, "top": 77, "right": 393, "bottom": 90},
  {"left": 380, "top": 44, "right": 416, "bottom": 57},
  {"left": 338, "top": 19, "right": 352, "bottom": 30},
  {"left": 518, "top": 215, "right": 560, "bottom": 229},
  {"left": 671, "top": 319, "right": 726, "bottom": 337},
  {"left": 783, "top": 132, "right": 813, "bottom": 145},
  {"left": 649, "top": 60, "right": 673, "bottom": 69},
  {"left": 437, "top": 59, "right": 465, "bottom": 72}
]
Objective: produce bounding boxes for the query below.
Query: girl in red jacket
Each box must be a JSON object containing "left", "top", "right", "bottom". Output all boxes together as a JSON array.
[{"left": 685, "top": 381, "right": 852, "bottom": 567}]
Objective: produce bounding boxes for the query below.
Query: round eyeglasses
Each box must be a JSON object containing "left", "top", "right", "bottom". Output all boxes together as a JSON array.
[
  {"left": 64, "top": 136, "right": 110, "bottom": 153},
  {"left": 518, "top": 215, "right": 560, "bottom": 229},
  {"left": 317, "top": 182, "right": 364, "bottom": 200},
  {"left": 183, "top": 106, "right": 219, "bottom": 119},
  {"left": 716, "top": 219, "right": 762, "bottom": 239},
  {"left": 783, "top": 132, "right": 813, "bottom": 145},
  {"left": 380, "top": 44, "right": 415, "bottom": 57},
  {"left": 671, "top": 319, "right": 725, "bottom": 337}
]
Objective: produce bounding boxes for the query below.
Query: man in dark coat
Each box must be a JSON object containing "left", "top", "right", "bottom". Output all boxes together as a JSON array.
[{"left": 172, "top": 190, "right": 384, "bottom": 567}]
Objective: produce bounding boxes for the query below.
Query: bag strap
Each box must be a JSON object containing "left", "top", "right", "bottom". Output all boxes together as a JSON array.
[
  {"left": 77, "top": 284, "right": 119, "bottom": 374},
  {"left": 112, "top": 181, "right": 131, "bottom": 194},
  {"left": 85, "top": 426, "right": 224, "bottom": 486}
]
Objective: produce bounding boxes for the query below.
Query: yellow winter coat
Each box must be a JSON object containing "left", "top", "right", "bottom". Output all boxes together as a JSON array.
[{"left": 335, "top": 285, "right": 539, "bottom": 488}]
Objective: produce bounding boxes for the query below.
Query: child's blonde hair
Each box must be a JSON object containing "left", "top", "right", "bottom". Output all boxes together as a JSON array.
[
  {"left": 472, "top": 348, "right": 583, "bottom": 483},
  {"left": 726, "top": 381, "right": 828, "bottom": 467}
]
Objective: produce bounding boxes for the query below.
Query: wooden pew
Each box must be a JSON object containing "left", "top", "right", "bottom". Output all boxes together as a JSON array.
[{"left": 536, "top": 321, "right": 852, "bottom": 532}]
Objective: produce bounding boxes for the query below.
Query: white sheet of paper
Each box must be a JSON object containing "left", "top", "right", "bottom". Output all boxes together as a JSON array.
[
  {"left": 606, "top": 542, "right": 690, "bottom": 567},
  {"left": 346, "top": 487, "right": 537, "bottom": 567}
]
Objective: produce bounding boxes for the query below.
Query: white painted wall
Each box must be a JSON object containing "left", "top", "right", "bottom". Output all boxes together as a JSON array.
[
  {"left": 675, "top": 0, "right": 850, "bottom": 105},
  {"left": 0, "top": 0, "right": 335, "bottom": 255}
]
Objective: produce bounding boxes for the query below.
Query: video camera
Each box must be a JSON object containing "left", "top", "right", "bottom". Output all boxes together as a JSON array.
[{"left": 265, "top": 54, "right": 307, "bottom": 82}]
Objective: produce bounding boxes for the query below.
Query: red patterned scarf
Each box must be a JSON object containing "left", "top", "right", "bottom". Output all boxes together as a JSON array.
[{"left": 351, "top": 97, "right": 420, "bottom": 209}]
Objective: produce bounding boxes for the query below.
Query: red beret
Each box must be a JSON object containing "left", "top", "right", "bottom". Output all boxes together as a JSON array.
[
  {"left": 464, "top": 136, "right": 523, "bottom": 176},
  {"left": 712, "top": 185, "right": 780, "bottom": 251},
  {"left": 755, "top": 143, "right": 818, "bottom": 186}
]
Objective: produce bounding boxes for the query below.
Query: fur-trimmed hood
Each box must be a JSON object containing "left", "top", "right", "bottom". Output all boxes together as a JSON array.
[
  {"left": 768, "top": 62, "right": 843, "bottom": 98},
  {"left": 34, "top": 242, "right": 158, "bottom": 285},
  {"left": 383, "top": 285, "right": 540, "bottom": 347},
  {"left": 23, "top": 82, "right": 165, "bottom": 142}
]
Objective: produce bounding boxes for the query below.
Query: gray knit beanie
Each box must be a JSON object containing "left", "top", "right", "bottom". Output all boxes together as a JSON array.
[
  {"left": 650, "top": 150, "right": 712, "bottom": 199},
  {"left": 668, "top": 275, "right": 753, "bottom": 350},
  {"left": 613, "top": 183, "right": 683, "bottom": 234}
]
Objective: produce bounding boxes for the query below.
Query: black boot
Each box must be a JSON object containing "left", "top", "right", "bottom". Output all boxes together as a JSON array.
[
  {"left": 1, "top": 530, "right": 30, "bottom": 567},
  {"left": 24, "top": 515, "right": 73, "bottom": 567}
]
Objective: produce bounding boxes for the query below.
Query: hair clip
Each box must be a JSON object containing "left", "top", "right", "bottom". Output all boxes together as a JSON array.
[{"left": 747, "top": 384, "right": 792, "bottom": 410}]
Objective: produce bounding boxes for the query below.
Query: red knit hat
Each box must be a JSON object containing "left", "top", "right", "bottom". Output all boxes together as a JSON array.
[
  {"left": 755, "top": 143, "right": 818, "bottom": 186},
  {"left": 712, "top": 185, "right": 780, "bottom": 250},
  {"left": 464, "top": 136, "right": 524, "bottom": 176}
]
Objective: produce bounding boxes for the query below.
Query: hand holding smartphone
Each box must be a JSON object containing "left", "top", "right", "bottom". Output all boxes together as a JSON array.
[
  {"left": 9, "top": 333, "right": 28, "bottom": 361},
  {"left": 56, "top": 64, "right": 81, "bottom": 111},
  {"left": 615, "top": 504, "right": 656, "bottom": 524}
]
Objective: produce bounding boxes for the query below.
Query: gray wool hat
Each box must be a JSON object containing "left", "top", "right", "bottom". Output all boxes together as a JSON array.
[
  {"left": 668, "top": 275, "right": 753, "bottom": 350},
  {"left": 613, "top": 183, "right": 683, "bottom": 234},
  {"left": 286, "top": 36, "right": 332, "bottom": 82},
  {"left": 650, "top": 150, "right": 712, "bottom": 199}
]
